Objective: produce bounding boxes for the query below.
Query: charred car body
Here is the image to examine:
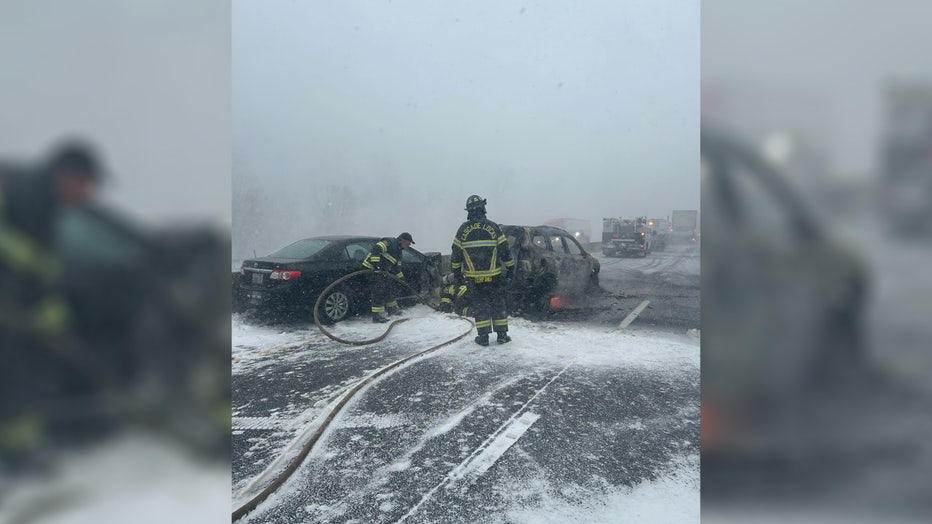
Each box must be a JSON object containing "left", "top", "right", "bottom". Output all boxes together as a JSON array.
[
  {"left": 502, "top": 225, "right": 600, "bottom": 312},
  {"left": 601, "top": 217, "right": 652, "bottom": 257},
  {"left": 234, "top": 236, "right": 443, "bottom": 323}
]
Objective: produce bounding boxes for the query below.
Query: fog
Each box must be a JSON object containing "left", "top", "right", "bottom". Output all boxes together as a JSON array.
[
  {"left": 0, "top": 0, "right": 231, "bottom": 227},
  {"left": 233, "top": 0, "right": 699, "bottom": 258}
]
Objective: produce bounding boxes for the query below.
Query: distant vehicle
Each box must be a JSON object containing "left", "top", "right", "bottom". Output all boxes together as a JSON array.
[
  {"left": 880, "top": 81, "right": 932, "bottom": 236},
  {"left": 233, "top": 236, "right": 443, "bottom": 323},
  {"left": 648, "top": 217, "right": 669, "bottom": 251},
  {"left": 502, "top": 225, "right": 600, "bottom": 312},
  {"left": 601, "top": 216, "right": 651, "bottom": 257},
  {"left": 670, "top": 209, "right": 699, "bottom": 244},
  {"left": 543, "top": 218, "right": 591, "bottom": 246}
]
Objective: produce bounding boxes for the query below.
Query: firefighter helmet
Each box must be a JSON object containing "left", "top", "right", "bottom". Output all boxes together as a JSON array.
[{"left": 465, "top": 195, "right": 487, "bottom": 211}]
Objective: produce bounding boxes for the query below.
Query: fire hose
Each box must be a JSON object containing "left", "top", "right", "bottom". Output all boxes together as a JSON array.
[{"left": 233, "top": 271, "right": 474, "bottom": 521}]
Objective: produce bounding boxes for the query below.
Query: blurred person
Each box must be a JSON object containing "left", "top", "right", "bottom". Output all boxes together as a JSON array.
[
  {"left": 363, "top": 232, "right": 415, "bottom": 323},
  {"left": 451, "top": 195, "right": 515, "bottom": 346},
  {"left": 439, "top": 277, "right": 471, "bottom": 316},
  {"left": 0, "top": 141, "right": 105, "bottom": 468}
]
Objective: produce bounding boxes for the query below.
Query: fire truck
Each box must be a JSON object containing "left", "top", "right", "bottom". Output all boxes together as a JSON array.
[{"left": 601, "top": 216, "right": 651, "bottom": 257}]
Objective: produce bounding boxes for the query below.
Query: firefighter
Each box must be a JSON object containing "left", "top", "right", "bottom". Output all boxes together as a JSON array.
[
  {"left": 451, "top": 195, "right": 515, "bottom": 346},
  {"left": 1, "top": 141, "right": 103, "bottom": 466},
  {"left": 362, "top": 232, "right": 414, "bottom": 323},
  {"left": 439, "top": 279, "right": 471, "bottom": 317}
]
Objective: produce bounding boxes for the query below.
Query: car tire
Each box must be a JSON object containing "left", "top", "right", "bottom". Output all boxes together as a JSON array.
[{"left": 316, "top": 286, "right": 352, "bottom": 324}]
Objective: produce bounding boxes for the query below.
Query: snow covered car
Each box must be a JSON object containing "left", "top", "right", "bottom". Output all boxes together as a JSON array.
[
  {"left": 502, "top": 225, "right": 601, "bottom": 312},
  {"left": 234, "top": 236, "right": 443, "bottom": 323}
]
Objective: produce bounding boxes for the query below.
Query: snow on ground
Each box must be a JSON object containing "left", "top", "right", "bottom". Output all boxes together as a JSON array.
[
  {"left": 233, "top": 305, "right": 699, "bottom": 522},
  {"left": 0, "top": 431, "right": 229, "bottom": 523}
]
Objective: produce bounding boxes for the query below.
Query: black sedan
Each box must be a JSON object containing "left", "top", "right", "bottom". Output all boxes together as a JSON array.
[{"left": 234, "top": 236, "right": 443, "bottom": 323}]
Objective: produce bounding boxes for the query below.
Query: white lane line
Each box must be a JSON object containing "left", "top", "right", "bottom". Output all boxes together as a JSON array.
[
  {"left": 617, "top": 299, "right": 650, "bottom": 329},
  {"left": 452, "top": 412, "right": 540, "bottom": 481},
  {"left": 396, "top": 365, "right": 571, "bottom": 523}
]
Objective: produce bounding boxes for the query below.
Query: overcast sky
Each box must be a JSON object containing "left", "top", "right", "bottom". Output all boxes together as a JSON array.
[
  {"left": 0, "top": 1, "right": 230, "bottom": 227},
  {"left": 702, "top": 0, "right": 932, "bottom": 177},
  {"left": 233, "top": 0, "right": 699, "bottom": 256}
]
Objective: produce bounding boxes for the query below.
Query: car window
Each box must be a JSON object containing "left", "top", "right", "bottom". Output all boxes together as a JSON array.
[
  {"left": 564, "top": 236, "right": 583, "bottom": 255},
  {"left": 343, "top": 242, "right": 374, "bottom": 262},
  {"left": 402, "top": 248, "right": 422, "bottom": 263},
  {"left": 551, "top": 235, "right": 567, "bottom": 253},
  {"left": 269, "top": 238, "right": 332, "bottom": 259},
  {"left": 532, "top": 235, "right": 548, "bottom": 250},
  {"left": 56, "top": 207, "right": 144, "bottom": 265}
]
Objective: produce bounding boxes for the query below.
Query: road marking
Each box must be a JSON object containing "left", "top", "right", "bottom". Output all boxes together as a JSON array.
[
  {"left": 396, "top": 366, "right": 570, "bottom": 523},
  {"left": 617, "top": 299, "right": 650, "bottom": 329},
  {"left": 452, "top": 412, "right": 540, "bottom": 480},
  {"left": 232, "top": 417, "right": 284, "bottom": 431}
]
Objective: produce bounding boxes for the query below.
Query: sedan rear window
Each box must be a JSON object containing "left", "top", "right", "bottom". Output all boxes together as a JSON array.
[{"left": 268, "top": 238, "right": 331, "bottom": 259}]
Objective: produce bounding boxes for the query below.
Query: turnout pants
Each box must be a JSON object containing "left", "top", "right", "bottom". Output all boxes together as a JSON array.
[
  {"left": 470, "top": 279, "right": 508, "bottom": 336},
  {"left": 369, "top": 276, "right": 398, "bottom": 314}
]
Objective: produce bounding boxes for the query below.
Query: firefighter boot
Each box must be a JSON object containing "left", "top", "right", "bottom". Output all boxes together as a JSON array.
[
  {"left": 372, "top": 313, "right": 389, "bottom": 323},
  {"left": 474, "top": 334, "right": 489, "bottom": 346},
  {"left": 387, "top": 306, "right": 402, "bottom": 317},
  {"left": 497, "top": 332, "right": 511, "bottom": 344}
]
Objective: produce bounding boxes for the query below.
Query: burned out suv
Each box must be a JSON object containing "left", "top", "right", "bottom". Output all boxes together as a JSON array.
[{"left": 502, "top": 225, "right": 601, "bottom": 312}]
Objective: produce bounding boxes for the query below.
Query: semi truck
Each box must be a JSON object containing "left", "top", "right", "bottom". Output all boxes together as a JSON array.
[{"left": 670, "top": 209, "right": 699, "bottom": 244}]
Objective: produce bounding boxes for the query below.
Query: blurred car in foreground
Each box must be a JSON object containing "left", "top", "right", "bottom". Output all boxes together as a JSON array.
[
  {"left": 54, "top": 203, "right": 231, "bottom": 455},
  {"left": 701, "top": 127, "right": 873, "bottom": 496},
  {"left": 501, "top": 225, "right": 601, "bottom": 312},
  {"left": 234, "top": 236, "right": 443, "bottom": 323}
]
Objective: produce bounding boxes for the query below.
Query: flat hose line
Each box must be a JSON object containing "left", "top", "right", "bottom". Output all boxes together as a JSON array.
[{"left": 233, "top": 271, "right": 475, "bottom": 521}]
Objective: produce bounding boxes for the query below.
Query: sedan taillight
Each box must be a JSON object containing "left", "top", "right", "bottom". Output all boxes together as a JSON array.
[{"left": 270, "top": 270, "right": 301, "bottom": 281}]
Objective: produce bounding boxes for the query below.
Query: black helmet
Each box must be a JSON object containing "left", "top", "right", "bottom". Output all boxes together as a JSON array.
[
  {"left": 48, "top": 139, "right": 105, "bottom": 180},
  {"left": 398, "top": 232, "right": 415, "bottom": 244},
  {"left": 465, "top": 195, "right": 487, "bottom": 211}
]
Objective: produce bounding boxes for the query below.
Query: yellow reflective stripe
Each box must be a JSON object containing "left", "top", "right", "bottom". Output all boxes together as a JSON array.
[
  {"left": 461, "top": 307, "right": 469, "bottom": 316},
  {"left": 369, "top": 256, "right": 381, "bottom": 262},
  {"left": 383, "top": 253, "right": 398, "bottom": 265},
  {"left": 0, "top": 226, "right": 61, "bottom": 281},
  {"left": 452, "top": 238, "right": 463, "bottom": 247},
  {"left": 386, "top": 300, "right": 398, "bottom": 308},
  {"left": 497, "top": 235, "right": 507, "bottom": 244},
  {"left": 377, "top": 241, "right": 388, "bottom": 251},
  {"left": 464, "top": 268, "right": 502, "bottom": 277},
  {"left": 371, "top": 305, "right": 385, "bottom": 313},
  {"left": 461, "top": 240, "right": 498, "bottom": 248},
  {"left": 493, "top": 319, "right": 508, "bottom": 326},
  {"left": 362, "top": 259, "right": 373, "bottom": 269},
  {"left": 395, "top": 272, "right": 403, "bottom": 279},
  {"left": 456, "top": 285, "right": 467, "bottom": 297},
  {"left": 440, "top": 297, "right": 452, "bottom": 303},
  {"left": 462, "top": 250, "right": 476, "bottom": 272},
  {"left": 504, "top": 259, "right": 515, "bottom": 268},
  {"left": 475, "top": 319, "right": 492, "bottom": 328},
  {"left": 451, "top": 262, "right": 461, "bottom": 269}
]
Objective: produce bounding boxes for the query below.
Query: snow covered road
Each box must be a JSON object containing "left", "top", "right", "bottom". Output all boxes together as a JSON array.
[{"left": 232, "top": 309, "right": 699, "bottom": 523}]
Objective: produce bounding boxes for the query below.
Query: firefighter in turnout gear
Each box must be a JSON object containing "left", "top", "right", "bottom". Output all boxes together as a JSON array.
[
  {"left": 362, "top": 232, "right": 414, "bottom": 323},
  {"left": 439, "top": 279, "right": 471, "bottom": 317},
  {"left": 451, "top": 195, "right": 515, "bottom": 346},
  {"left": 1, "top": 142, "right": 102, "bottom": 466}
]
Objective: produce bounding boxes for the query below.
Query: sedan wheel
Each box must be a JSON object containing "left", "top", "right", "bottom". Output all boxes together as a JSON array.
[{"left": 318, "top": 288, "right": 351, "bottom": 324}]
